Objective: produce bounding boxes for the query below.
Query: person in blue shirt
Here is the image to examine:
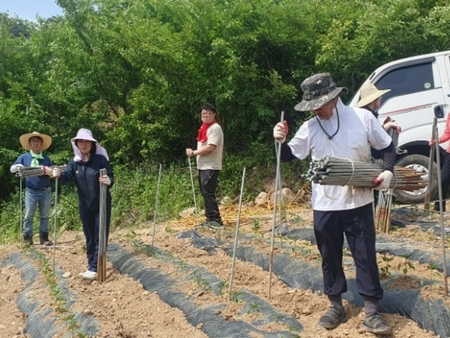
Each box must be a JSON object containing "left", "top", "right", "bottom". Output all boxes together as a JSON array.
[
  {"left": 10, "top": 131, "right": 53, "bottom": 246},
  {"left": 53, "top": 128, "right": 113, "bottom": 281}
]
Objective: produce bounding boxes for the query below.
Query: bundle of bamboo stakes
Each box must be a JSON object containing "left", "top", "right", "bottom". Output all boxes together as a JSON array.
[
  {"left": 304, "top": 156, "right": 426, "bottom": 191},
  {"left": 16, "top": 165, "right": 67, "bottom": 178},
  {"left": 375, "top": 190, "right": 392, "bottom": 233}
]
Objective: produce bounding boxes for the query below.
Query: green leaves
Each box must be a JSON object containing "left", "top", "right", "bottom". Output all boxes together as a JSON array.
[{"left": 0, "top": 0, "right": 450, "bottom": 202}]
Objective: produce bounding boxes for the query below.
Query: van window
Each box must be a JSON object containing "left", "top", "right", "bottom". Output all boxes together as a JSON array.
[{"left": 375, "top": 62, "right": 434, "bottom": 104}]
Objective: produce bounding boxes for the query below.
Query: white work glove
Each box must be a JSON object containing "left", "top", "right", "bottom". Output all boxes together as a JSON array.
[
  {"left": 52, "top": 167, "right": 61, "bottom": 178},
  {"left": 10, "top": 164, "right": 24, "bottom": 173},
  {"left": 383, "top": 121, "right": 402, "bottom": 134},
  {"left": 273, "top": 121, "right": 288, "bottom": 143},
  {"left": 99, "top": 175, "right": 111, "bottom": 186},
  {"left": 373, "top": 170, "right": 393, "bottom": 190}
]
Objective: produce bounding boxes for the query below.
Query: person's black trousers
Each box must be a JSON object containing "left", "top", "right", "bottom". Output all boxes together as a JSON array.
[
  {"left": 198, "top": 169, "right": 222, "bottom": 223},
  {"left": 436, "top": 152, "right": 450, "bottom": 211},
  {"left": 313, "top": 203, "right": 383, "bottom": 299},
  {"left": 79, "top": 200, "right": 111, "bottom": 273}
]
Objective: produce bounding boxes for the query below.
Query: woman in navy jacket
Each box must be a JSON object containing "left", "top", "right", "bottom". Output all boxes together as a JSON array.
[{"left": 54, "top": 128, "right": 113, "bottom": 280}]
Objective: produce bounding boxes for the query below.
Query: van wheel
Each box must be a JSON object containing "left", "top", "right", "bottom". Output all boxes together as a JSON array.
[{"left": 393, "top": 154, "right": 437, "bottom": 204}]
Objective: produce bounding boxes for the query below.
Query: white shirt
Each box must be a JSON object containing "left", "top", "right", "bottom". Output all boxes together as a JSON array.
[
  {"left": 197, "top": 123, "right": 224, "bottom": 170},
  {"left": 288, "top": 98, "right": 392, "bottom": 211}
]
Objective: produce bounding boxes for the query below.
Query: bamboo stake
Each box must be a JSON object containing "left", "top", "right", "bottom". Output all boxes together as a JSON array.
[
  {"left": 228, "top": 167, "right": 246, "bottom": 301},
  {"left": 151, "top": 164, "right": 163, "bottom": 254},
  {"left": 424, "top": 118, "right": 437, "bottom": 212},
  {"left": 188, "top": 157, "right": 199, "bottom": 223},
  {"left": 97, "top": 168, "right": 107, "bottom": 282},
  {"left": 19, "top": 175, "right": 23, "bottom": 248},
  {"left": 52, "top": 174, "right": 59, "bottom": 271},
  {"left": 434, "top": 120, "right": 448, "bottom": 296},
  {"left": 269, "top": 111, "right": 284, "bottom": 299}
]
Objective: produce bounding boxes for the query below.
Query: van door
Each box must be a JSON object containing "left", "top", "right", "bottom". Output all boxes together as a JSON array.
[
  {"left": 374, "top": 57, "right": 447, "bottom": 153},
  {"left": 361, "top": 56, "right": 449, "bottom": 204}
]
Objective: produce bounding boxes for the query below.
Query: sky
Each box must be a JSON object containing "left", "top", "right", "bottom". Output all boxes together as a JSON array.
[{"left": 0, "top": 0, "right": 63, "bottom": 21}]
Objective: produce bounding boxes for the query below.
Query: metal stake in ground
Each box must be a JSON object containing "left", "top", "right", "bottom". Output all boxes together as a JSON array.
[
  {"left": 97, "top": 168, "right": 107, "bottom": 282},
  {"left": 151, "top": 164, "right": 163, "bottom": 254},
  {"left": 432, "top": 105, "right": 448, "bottom": 296},
  {"left": 19, "top": 174, "right": 23, "bottom": 248},
  {"left": 425, "top": 114, "right": 437, "bottom": 212},
  {"left": 228, "top": 167, "right": 246, "bottom": 301},
  {"left": 274, "top": 142, "right": 285, "bottom": 228},
  {"left": 188, "top": 157, "right": 199, "bottom": 223},
  {"left": 269, "top": 110, "right": 284, "bottom": 299},
  {"left": 52, "top": 171, "right": 59, "bottom": 271}
]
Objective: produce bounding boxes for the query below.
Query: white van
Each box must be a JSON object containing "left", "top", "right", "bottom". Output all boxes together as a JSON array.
[{"left": 349, "top": 50, "right": 450, "bottom": 204}]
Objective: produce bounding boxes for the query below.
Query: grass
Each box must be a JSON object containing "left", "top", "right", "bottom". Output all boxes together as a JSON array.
[{"left": 0, "top": 157, "right": 307, "bottom": 244}]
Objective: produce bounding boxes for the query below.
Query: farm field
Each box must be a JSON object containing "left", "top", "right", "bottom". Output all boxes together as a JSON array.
[{"left": 1, "top": 203, "right": 449, "bottom": 338}]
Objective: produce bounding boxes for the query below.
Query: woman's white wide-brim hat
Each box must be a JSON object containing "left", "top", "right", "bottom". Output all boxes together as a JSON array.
[{"left": 71, "top": 128, "right": 98, "bottom": 143}]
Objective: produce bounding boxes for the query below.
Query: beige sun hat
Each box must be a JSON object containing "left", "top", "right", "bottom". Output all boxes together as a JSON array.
[
  {"left": 19, "top": 131, "right": 52, "bottom": 151},
  {"left": 355, "top": 82, "right": 391, "bottom": 108}
]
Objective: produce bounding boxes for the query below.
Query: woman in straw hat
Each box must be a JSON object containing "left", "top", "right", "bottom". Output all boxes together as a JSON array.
[
  {"left": 53, "top": 128, "right": 113, "bottom": 281},
  {"left": 10, "top": 131, "right": 54, "bottom": 246},
  {"left": 355, "top": 82, "right": 401, "bottom": 134}
]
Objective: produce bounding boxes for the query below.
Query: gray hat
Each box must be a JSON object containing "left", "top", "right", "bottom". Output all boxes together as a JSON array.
[{"left": 294, "top": 73, "right": 347, "bottom": 111}]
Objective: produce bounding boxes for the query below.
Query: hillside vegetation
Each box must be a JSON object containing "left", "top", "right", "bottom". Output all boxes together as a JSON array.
[{"left": 1, "top": 0, "right": 449, "bottom": 240}]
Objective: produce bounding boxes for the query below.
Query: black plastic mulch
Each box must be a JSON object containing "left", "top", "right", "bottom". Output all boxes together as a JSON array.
[
  {"left": 0, "top": 252, "right": 99, "bottom": 338},
  {"left": 107, "top": 242, "right": 303, "bottom": 338}
]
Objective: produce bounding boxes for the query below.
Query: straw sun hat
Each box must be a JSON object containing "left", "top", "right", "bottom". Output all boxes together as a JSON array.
[
  {"left": 355, "top": 82, "right": 391, "bottom": 108},
  {"left": 19, "top": 131, "right": 52, "bottom": 151}
]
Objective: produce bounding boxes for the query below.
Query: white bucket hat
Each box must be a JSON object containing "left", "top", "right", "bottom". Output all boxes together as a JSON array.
[
  {"left": 71, "top": 128, "right": 109, "bottom": 161},
  {"left": 355, "top": 82, "right": 391, "bottom": 108},
  {"left": 71, "top": 128, "right": 98, "bottom": 143}
]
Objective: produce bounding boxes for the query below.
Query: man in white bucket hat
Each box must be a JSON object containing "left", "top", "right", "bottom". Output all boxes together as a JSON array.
[
  {"left": 10, "top": 131, "right": 54, "bottom": 246},
  {"left": 273, "top": 73, "right": 395, "bottom": 335}
]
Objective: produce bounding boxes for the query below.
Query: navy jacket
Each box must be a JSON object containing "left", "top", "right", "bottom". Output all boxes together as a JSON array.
[
  {"left": 13, "top": 152, "right": 52, "bottom": 189},
  {"left": 60, "top": 154, "right": 114, "bottom": 212}
]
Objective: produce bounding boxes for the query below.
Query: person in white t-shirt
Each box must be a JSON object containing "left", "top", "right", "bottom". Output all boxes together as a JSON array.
[
  {"left": 273, "top": 73, "right": 395, "bottom": 335},
  {"left": 186, "top": 103, "right": 224, "bottom": 229}
]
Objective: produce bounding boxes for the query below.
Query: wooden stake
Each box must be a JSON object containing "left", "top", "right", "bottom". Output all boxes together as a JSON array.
[
  {"left": 228, "top": 167, "right": 246, "bottom": 301},
  {"left": 97, "top": 168, "right": 107, "bottom": 282},
  {"left": 151, "top": 164, "right": 163, "bottom": 254},
  {"left": 269, "top": 111, "right": 284, "bottom": 299}
]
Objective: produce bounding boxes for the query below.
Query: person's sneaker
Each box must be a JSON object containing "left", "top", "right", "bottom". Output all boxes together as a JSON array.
[
  {"left": 206, "top": 221, "right": 223, "bottom": 229},
  {"left": 78, "top": 270, "right": 90, "bottom": 277},
  {"left": 40, "top": 233, "right": 53, "bottom": 246},
  {"left": 360, "top": 313, "right": 392, "bottom": 335},
  {"left": 80, "top": 270, "right": 97, "bottom": 280},
  {"left": 23, "top": 236, "right": 34, "bottom": 246},
  {"left": 195, "top": 221, "right": 209, "bottom": 228},
  {"left": 318, "top": 304, "right": 348, "bottom": 329}
]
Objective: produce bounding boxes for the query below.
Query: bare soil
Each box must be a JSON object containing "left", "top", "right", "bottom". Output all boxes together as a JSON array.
[{"left": 0, "top": 203, "right": 447, "bottom": 338}]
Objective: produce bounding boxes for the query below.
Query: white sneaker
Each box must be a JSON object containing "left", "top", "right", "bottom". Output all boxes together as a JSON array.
[
  {"left": 78, "top": 270, "right": 89, "bottom": 277},
  {"left": 80, "top": 270, "right": 97, "bottom": 280}
]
